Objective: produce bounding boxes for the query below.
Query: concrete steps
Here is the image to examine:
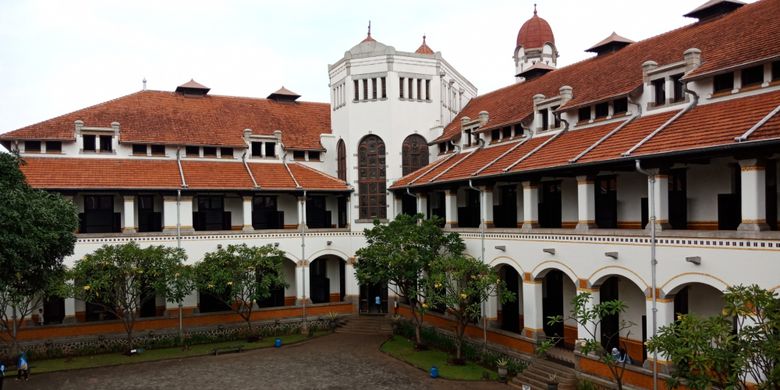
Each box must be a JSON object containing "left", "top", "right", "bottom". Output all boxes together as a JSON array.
[
  {"left": 510, "top": 358, "right": 578, "bottom": 390},
  {"left": 335, "top": 315, "right": 392, "bottom": 335}
]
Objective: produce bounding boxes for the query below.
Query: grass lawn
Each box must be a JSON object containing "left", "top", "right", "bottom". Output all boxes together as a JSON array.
[
  {"left": 29, "top": 331, "right": 329, "bottom": 374},
  {"left": 381, "top": 335, "right": 498, "bottom": 381}
]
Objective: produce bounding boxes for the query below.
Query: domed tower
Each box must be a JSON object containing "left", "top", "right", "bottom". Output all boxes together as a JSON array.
[{"left": 514, "top": 5, "right": 558, "bottom": 83}]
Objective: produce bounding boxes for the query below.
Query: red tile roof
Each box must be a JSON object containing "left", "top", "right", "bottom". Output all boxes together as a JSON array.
[
  {"left": 415, "top": 36, "right": 435, "bottom": 55},
  {"left": 632, "top": 90, "right": 780, "bottom": 156},
  {"left": 435, "top": 142, "right": 518, "bottom": 182},
  {"left": 517, "top": 11, "right": 555, "bottom": 49},
  {"left": 577, "top": 112, "right": 676, "bottom": 163},
  {"left": 19, "top": 157, "right": 349, "bottom": 192},
  {"left": 512, "top": 121, "right": 623, "bottom": 171},
  {"left": 435, "top": 0, "right": 780, "bottom": 144},
  {"left": 20, "top": 157, "right": 182, "bottom": 190},
  {"left": 0, "top": 90, "right": 331, "bottom": 150}
]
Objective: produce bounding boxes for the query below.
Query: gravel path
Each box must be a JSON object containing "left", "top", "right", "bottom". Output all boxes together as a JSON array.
[{"left": 5, "top": 332, "right": 508, "bottom": 390}]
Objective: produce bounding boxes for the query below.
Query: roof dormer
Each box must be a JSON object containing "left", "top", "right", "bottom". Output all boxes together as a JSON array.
[
  {"left": 684, "top": 0, "right": 745, "bottom": 22},
  {"left": 175, "top": 79, "right": 210, "bottom": 96},
  {"left": 267, "top": 86, "right": 301, "bottom": 103},
  {"left": 586, "top": 32, "right": 634, "bottom": 56}
]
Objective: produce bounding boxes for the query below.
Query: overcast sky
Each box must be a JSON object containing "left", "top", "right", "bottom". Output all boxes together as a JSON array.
[{"left": 0, "top": 0, "right": 753, "bottom": 136}]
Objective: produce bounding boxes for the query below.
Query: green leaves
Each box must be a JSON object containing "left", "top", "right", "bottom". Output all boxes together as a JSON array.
[{"left": 193, "top": 244, "right": 287, "bottom": 331}]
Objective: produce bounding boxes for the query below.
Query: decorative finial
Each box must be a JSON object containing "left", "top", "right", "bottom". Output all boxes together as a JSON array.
[
  {"left": 367, "top": 20, "right": 371, "bottom": 37},
  {"left": 142, "top": 77, "right": 147, "bottom": 91},
  {"left": 534, "top": 3, "right": 537, "bottom": 15},
  {"left": 423, "top": 34, "right": 426, "bottom": 44}
]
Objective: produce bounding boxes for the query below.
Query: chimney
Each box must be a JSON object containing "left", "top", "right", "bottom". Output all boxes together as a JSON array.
[
  {"left": 559, "top": 86, "right": 573, "bottom": 103},
  {"left": 684, "top": 48, "right": 702, "bottom": 71},
  {"left": 478, "top": 111, "right": 489, "bottom": 125}
]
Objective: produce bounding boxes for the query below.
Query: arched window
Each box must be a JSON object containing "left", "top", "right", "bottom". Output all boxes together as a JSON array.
[
  {"left": 358, "top": 135, "right": 386, "bottom": 220},
  {"left": 401, "top": 134, "right": 429, "bottom": 175},
  {"left": 337, "top": 139, "right": 346, "bottom": 181}
]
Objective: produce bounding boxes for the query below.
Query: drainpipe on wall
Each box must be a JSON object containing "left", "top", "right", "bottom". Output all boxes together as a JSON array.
[
  {"left": 175, "top": 147, "right": 185, "bottom": 340},
  {"left": 301, "top": 190, "right": 308, "bottom": 328},
  {"left": 467, "top": 178, "right": 487, "bottom": 351},
  {"left": 635, "top": 159, "right": 658, "bottom": 390}
]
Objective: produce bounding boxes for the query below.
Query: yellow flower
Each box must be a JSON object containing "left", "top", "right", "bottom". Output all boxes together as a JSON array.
[
  {"left": 422, "top": 303, "right": 429, "bottom": 309},
  {"left": 460, "top": 293, "right": 468, "bottom": 300},
  {"left": 83, "top": 285, "right": 91, "bottom": 291},
  {"left": 434, "top": 282, "right": 442, "bottom": 289},
  {"left": 227, "top": 281, "right": 233, "bottom": 286},
  {"left": 207, "top": 284, "right": 214, "bottom": 289}
]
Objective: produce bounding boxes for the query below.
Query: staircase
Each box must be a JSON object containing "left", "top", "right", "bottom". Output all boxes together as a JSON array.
[
  {"left": 510, "top": 358, "right": 578, "bottom": 390},
  {"left": 335, "top": 314, "right": 393, "bottom": 335}
]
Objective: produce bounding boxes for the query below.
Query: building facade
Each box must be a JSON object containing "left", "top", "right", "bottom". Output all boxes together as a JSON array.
[{"left": 2, "top": 0, "right": 780, "bottom": 386}]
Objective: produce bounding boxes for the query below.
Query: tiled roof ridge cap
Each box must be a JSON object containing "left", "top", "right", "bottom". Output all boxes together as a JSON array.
[
  {"left": 406, "top": 152, "right": 460, "bottom": 186},
  {"left": 503, "top": 131, "right": 561, "bottom": 172},
  {"left": 569, "top": 118, "right": 634, "bottom": 163},
  {"left": 473, "top": 137, "right": 530, "bottom": 176},
  {"left": 428, "top": 145, "right": 482, "bottom": 183},
  {"left": 291, "top": 161, "right": 350, "bottom": 186}
]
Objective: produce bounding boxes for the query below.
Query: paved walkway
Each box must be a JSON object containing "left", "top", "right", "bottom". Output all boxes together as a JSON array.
[{"left": 6, "top": 332, "right": 508, "bottom": 390}]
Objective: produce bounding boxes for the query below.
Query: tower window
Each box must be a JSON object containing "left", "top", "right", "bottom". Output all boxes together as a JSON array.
[
  {"left": 652, "top": 78, "right": 666, "bottom": 106},
  {"left": 381, "top": 77, "right": 386, "bottom": 98},
  {"left": 713, "top": 73, "right": 734, "bottom": 93},
  {"left": 353, "top": 80, "right": 359, "bottom": 101},
  {"left": 133, "top": 144, "right": 147, "bottom": 155},
  {"left": 402, "top": 134, "right": 428, "bottom": 175},
  {"left": 399, "top": 77, "right": 405, "bottom": 98},
  {"left": 46, "top": 141, "right": 62, "bottom": 153},
  {"left": 671, "top": 74, "right": 684, "bottom": 102},
  {"left": 358, "top": 135, "right": 387, "bottom": 220},
  {"left": 595, "top": 102, "right": 609, "bottom": 118},
  {"left": 613, "top": 98, "right": 628, "bottom": 115},
  {"left": 425, "top": 80, "right": 431, "bottom": 100},
  {"left": 408, "top": 78, "right": 414, "bottom": 99},
  {"left": 372, "top": 78, "right": 377, "bottom": 100},
  {"left": 741, "top": 65, "right": 764, "bottom": 87},
  {"left": 362, "top": 79, "right": 368, "bottom": 100},
  {"left": 25, "top": 140, "right": 41, "bottom": 153},
  {"left": 417, "top": 79, "right": 422, "bottom": 100},
  {"left": 578, "top": 107, "right": 591, "bottom": 123},
  {"left": 83, "top": 134, "right": 96, "bottom": 151}
]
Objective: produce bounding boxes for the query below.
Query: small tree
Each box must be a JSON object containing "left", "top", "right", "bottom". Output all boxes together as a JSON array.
[
  {"left": 166, "top": 263, "right": 196, "bottom": 344},
  {"left": 647, "top": 284, "right": 780, "bottom": 389},
  {"left": 70, "top": 241, "right": 188, "bottom": 351},
  {"left": 429, "top": 254, "right": 514, "bottom": 363},
  {"left": 355, "top": 213, "right": 461, "bottom": 348},
  {"left": 540, "top": 292, "right": 635, "bottom": 390},
  {"left": 193, "top": 244, "right": 287, "bottom": 336},
  {"left": 0, "top": 153, "right": 78, "bottom": 355}
]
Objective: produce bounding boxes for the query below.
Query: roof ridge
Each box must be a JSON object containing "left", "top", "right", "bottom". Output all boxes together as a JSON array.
[
  {"left": 291, "top": 161, "right": 349, "bottom": 185},
  {"left": 735, "top": 103, "right": 780, "bottom": 142},
  {"left": 473, "top": 138, "right": 529, "bottom": 176},
  {"left": 503, "top": 132, "right": 560, "bottom": 172},
  {"left": 406, "top": 152, "right": 460, "bottom": 186},
  {"left": 428, "top": 147, "right": 481, "bottom": 183},
  {"left": 570, "top": 117, "right": 634, "bottom": 163},
  {"left": 623, "top": 105, "right": 693, "bottom": 156},
  {"left": 284, "top": 162, "right": 302, "bottom": 189}
]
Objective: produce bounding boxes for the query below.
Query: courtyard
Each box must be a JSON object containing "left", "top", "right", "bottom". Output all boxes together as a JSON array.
[{"left": 5, "top": 332, "right": 506, "bottom": 390}]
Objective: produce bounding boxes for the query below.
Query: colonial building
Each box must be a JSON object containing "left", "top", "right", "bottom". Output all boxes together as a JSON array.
[{"left": 2, "top": 0, "right": 779, "bottom": 386}]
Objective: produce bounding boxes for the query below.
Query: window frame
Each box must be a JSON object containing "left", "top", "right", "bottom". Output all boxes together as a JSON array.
[{"left": 357, "top": 134, "right": 387, "bottom": 220}]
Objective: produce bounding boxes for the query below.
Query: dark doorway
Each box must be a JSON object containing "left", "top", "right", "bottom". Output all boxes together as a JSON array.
[
  {"left": 360, "top": 282, "right": 388, "bottom": 314},
  {"left": 458, "top": 190, "right": 480, "bottom": 228},
  {"left": 253, "top": 196, "right": 283, "bottom": 229},
  {"left": 539, "top": 181, "right": 562, "bottom": 228},
  {"left": 766, "top": 161, "right": 778, "bottom": 230},
  {"left": 257, "top": 285, "right": 285, "bottom": 308},
  {"left": 595, "top": 176, "right": 617, "bottom": 228},
  {"left": 673, "top": 286, "right": 689, "bottom": 317},
  {"left": 85, "top": 301, "right": 117, "bottom": 322},
  {"left": 339, "top": 260, "right": 346, "bottom": 301},
  {"left": 140, "top": 288, "right": 157, "bottom": 318},
  {"left": 337, "top": 196, "right": 348, "bottom": 228},
  {"left": 600, "top": 277, "right": 620, "bottom": 352},
  {"left": 43, "top": 297, "right": 65, "bottom": 325},
  {"left": 669, "top": 170, "right": 688, "bottom": 229},
  {"left": 494, "top": 185, "right": 518, "bottom": 228},
  {"left": 542, "top": 270, "right": 564, "bottom": 345},
  {"left": 401, "top": 193, "right": 417, "bottom": 216},
  {"left": 718, "top": 165, "right": 741, "bottom": 230},
  {"left": 81, "top": 195, "right": 119, "bottom": 233},
  {"left": 500, "top": 267, "right": 521, "bottom": 333},
  {"left": 306, "top": 196, "right": 331, "bottom": 229},
  {"left": 195, "top": 196, "right": 229, "bottom": 231},
  {"left": 428, "top": 192, "right": 446, "bottom": 224},
  {"left": 309, "top": 258, "right": 330, "bottom": 303},
  {"left": 199, "top": 288, "right": 232, "bottom": 313},
  {"left": 137, "top": 195, "right": 162, "bottom": 232}
]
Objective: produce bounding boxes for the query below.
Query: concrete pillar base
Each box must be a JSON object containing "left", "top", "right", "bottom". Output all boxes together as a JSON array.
[
  {"left": 575, "top": 222, "right": 596, "bottom": 231},
  {"left": 62, "top": 315, "right": 77, "bottom": 324},
  {"left": 521, "top": 222, "right": 538, "bottom": 231},
  {"left": 296, "top": 298, "right": 313, "bottom": 306},
  {"left": 163, "top": 227, "right": 194, "bottom": 234},
  {"left": 242, "top": 226, "right": 255, "bottom": 232},
  {"left": 737, "top": 222, "right": 770, "bottom": 231}
]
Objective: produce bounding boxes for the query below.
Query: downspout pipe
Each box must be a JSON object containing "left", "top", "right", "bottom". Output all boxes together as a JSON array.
[
  {"left": 301, "top": 189, "right": 307, "bottom": 326},
  {"left": 406, "top": 188, "right": 420, "bottom": 217},
  {"left": 636, "top": 159, "right": 658, "bottom": 390},
  {"left": 175, "top": 147, "right": 184, "bottom": 341},
  {"left": 467, "top": 178, "right": 487, "bottom": 350}
]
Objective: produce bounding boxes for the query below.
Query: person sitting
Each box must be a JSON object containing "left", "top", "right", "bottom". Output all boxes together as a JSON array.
[{"left": 16, "top": 352, "right": 29, "bottom": 381}]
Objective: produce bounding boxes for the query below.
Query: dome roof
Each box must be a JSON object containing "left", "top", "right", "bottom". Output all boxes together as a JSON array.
[
  {"left": 516, "top": 7, "right": 555, "bottom": 49},
  {"left": 415, "top": 35, "right": 434, "bottom": 55}
]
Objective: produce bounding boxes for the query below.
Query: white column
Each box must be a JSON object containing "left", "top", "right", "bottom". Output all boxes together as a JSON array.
[
  {"left": 444, "top": 189, "right": 458, "bottom": 228},
  {"left": 645, "top": 297, "right": 675, "bottom": 367},
  {"left": 179, "top": 196, "right": 194, "bottom": 231},
  {"left": 295, "top": 260, "right": 309, "bottom": 305},
  {"left": 163, "top": 195, "right": 194, "bottom": 233},
  {"left": 63, "top": 297, "right": 77, "bottom": 323},
  {"left": 392, "top": 193, "right": 403, "bottom": 217},
  {"left": 242, "top": 195, "right": 253, "bottom": 232},
  {"left": 416, "top": 193, "right": 428, "bottom": 219},
  {"left": 577, "top": 288, "right": 600, "bottom": 346},
  {"left": 522, "top": 278, "right": 544, "bottom": 339},
  {"left": 481, "top": 186, "right": 494, "bottom": 228},
  {"left": 122, "top": 195, "right": 136, "bottom": 233},
  {"left": 522, "top": 181, "right": 539, "bottom": 230},
  {"left": 297, "top": 196, "right": 305, "bottom": 229},
  {"left": 576, "top": 176, "right": 596, "bottom": 231},
  {"left": 345, "top": 257, "right": 359, "bottom": 304},
  {"left": 163, "top": 196, "right": 177, "bottom": 233},
  {"left": 738, "top": 159, "right": 769, "bottom": 231},
  {"left": 652, "top": 171, "right": 671, "bottom": 230},
  {"left": 485, "top": 292, "right": 499, "bottom": 326}
]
